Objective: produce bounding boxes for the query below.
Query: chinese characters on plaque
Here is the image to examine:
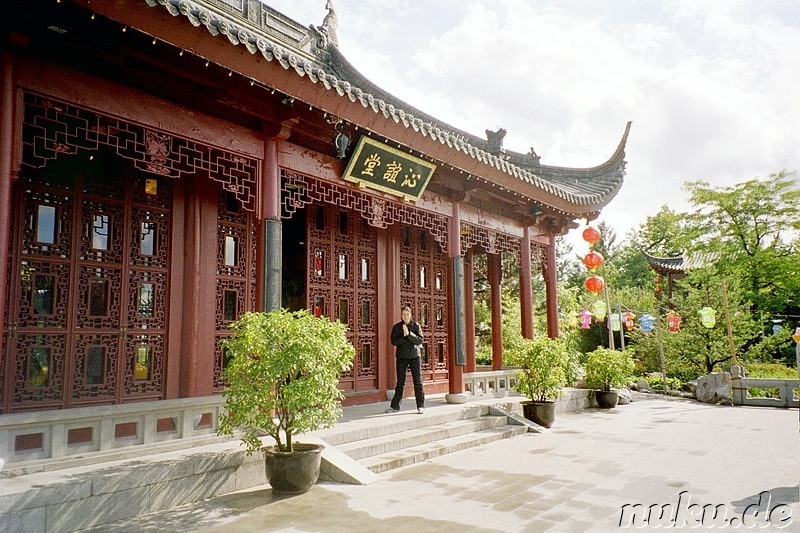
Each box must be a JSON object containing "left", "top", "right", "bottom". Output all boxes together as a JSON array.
[{"left": 342, "top": 136, "right": 437, "bottom": 201}]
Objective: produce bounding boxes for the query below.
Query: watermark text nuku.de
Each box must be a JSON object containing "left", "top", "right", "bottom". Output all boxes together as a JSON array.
[{"left": 618, "top": 491, "right": 793, "bottom": 528}]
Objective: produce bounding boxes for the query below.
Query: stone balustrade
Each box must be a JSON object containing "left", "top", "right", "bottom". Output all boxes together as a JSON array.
[
  {"left": 461, "top": 369, "right": 594, "bottom": 414},
  {"left": 732, "top": 377, "right": 799, "bottom": 407},
  {"left": 0, "top": 396, "right": 226, "bottom": 474},
  {"left": 463, "top": 369, "right": 518, "bottom": 397},
  {"left": 731, "top": 365, "right": 799, "bottom": 408}
]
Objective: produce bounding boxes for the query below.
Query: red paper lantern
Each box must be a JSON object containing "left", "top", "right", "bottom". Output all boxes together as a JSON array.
[
  {"left": 583, "top": 250, "right": 604, "bottom": 269},
  {"left": 582, "top": 226, "right": 601, "bottom": 244},
  {"left": 585, "top": 275, "right": 605, "bottom": 294},
  {"left": 654, "top": 277, "right": 662, "bottom": 284},
  {"left": 654, "top": 286, "right": 663, "bottom": 294}
]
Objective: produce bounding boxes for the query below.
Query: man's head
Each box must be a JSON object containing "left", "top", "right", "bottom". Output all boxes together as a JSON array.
[{"left": 401, "top": 305, "right": 412, "bottom": 324}]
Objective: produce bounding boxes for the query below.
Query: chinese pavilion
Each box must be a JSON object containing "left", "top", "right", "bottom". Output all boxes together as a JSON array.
[
  {"left": 0, "top": 0, "right": 630, "bottom": 415},
  {"left": 642, "top": 250, "right": 715, "bottom": 301}
]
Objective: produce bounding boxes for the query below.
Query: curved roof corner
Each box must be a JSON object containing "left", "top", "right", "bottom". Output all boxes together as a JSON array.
[{"left": 145, "top": 0, "right": 631, "bottom": 214}]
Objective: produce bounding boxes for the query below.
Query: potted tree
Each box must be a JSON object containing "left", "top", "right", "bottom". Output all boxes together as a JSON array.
[
  {"left": 583, "top": 346, "right": 635, "bottom": 408},
  {"left": 217, "top": 309, "right": 354, "bottom": 494},
  {"left": 505, "top": 334, "right": 569, "bottom": 428}
]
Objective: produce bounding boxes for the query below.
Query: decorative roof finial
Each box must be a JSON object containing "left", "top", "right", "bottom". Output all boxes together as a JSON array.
[
  {"left": 485, "top": 128, "right": 507, "bottom": 156},
  {"left": 320, "top": 0, "right": 339, "bottom": 48}
]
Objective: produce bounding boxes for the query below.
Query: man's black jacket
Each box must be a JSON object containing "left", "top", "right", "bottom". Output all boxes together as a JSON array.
[{"left": 390, "top": 320, "right": 424, "bottom": 359}]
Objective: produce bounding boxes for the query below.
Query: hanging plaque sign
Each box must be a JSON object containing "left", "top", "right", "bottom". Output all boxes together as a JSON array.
[{"left": 342, "top": 136, "right": 437, "bottom": 201}]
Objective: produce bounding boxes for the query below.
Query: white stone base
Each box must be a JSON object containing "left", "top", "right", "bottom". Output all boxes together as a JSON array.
[{"left": 445, "top": 393, "right": 469, "bottom": 404}]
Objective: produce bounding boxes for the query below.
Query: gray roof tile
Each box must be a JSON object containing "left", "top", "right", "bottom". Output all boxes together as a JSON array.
[{"left": 145, "top": 0, "right": 629, "bottom": 211}]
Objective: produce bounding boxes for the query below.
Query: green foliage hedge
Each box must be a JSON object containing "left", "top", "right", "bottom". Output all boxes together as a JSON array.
[
  {"left": 742, "top": 362, "right": 798, "bottom": 399},
  {"left": 643, "top": 374, "right": 684, "bottom": 391}
]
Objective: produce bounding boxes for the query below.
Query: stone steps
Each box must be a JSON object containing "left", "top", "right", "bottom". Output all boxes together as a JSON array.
[
  {"left": 360, "top": 423, "right": 528, "bottom": 473},
  {"left": 338, "top": 414, "right": 511, "bottom": 460},
  {"left": 314, "top": 403, "right": 491, "bottom": 446},
  {"left": 323, "top": 404, "right": 531, "bottom": 475}
]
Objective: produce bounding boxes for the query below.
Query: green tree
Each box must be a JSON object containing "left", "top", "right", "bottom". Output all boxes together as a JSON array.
[
  {"left": 631, "top": 205, "right": 690, "bottom": 256},
  {"left": 591, "top": 220, "right": 620, "bottom": 263},
  {"left": 555, "top": 236, "right": 584, "bottom": 290},
  {"left": 666, "top": 269, "right": 760, "bottom": 374},
  {"left": 684, "top": 172, "right": 800, "bottom": 317},
  {"left": 615, "top": 206, "right": 691, "bottom": 289},
  {"left": 555, "top": 171, "right": 799, "bottom": 373}
]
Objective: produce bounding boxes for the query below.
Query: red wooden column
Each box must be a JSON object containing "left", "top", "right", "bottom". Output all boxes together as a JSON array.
[
  {"left": 520, "top": 225, "right": 534, "bottom": 339},
  {"left": 464, "top": 249, "right": 476, "bottom": 373},
  {"left": 0, "top": 51, "right": 16, "bottom": 345},
  {"left": 447, "top": 202, "right": 465, "bottom": 396},
  {"left": 379, "top": 224, "right": 402, "bottom": 399},
  {"left": 259, "top": 120, "right": 295, "bottom": 312},
  {"left": 165, "top": 183, "right": 186, "bottom": 400},
  {"left": 179, "top": 176, "right": 218, "bottom": 398},
  {"left": 488, "top": 252, "right": 503, "bottom": 370},
  {"left": 544, "top": 234, "right": 560, "bottom": 339},
  {"left": 260, "top": 136, "right": 282, "bottom": 311}
]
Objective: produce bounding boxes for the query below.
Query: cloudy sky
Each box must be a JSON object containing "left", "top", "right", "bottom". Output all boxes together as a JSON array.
[{"left": 264, "top": 0, "right": 800, "bottom": 248}]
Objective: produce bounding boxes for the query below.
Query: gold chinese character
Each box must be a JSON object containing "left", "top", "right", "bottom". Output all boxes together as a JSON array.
[
  {"left": 361, "top": 154, "right": 381, "bottom": 177},
  {"left": 383, "top": 161, "right": 402, "bottom": 183},
  {"left": 401, "top": 171, "right": 420, "bottom": 188}
]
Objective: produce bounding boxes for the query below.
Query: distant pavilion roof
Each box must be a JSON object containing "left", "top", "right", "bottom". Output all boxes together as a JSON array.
[
  {"left": 642, "top": 249, "right": 716, "bottom": 276},
  {"left": 144, "top": 0, "right": 630, "bottom": 215}
]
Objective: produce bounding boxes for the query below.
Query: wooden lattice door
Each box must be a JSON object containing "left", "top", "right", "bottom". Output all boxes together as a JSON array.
[
  {"left": 306, "top": 204, "right": 378, "bottom": 393},
  {"left": 399, "top": 224, "right": 449, "bottom": 383},
  {"left": 4, "top": 158, "right": 172, "bottom": 412},
  {"left": 213, "top": 188, "right": 257, "bottom": 391}
]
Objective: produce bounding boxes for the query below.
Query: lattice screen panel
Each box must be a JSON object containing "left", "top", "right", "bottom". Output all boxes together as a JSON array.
[
  {"left": 281, "top": 170, "right": 449, "bottom": 252},
  {"left": 22, "top": 92, "right": 258, "bottom": 212}
]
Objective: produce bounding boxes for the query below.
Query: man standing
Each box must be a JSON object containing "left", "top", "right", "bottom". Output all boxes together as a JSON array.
[{"left": 386, "top": 305, "right": 425, "bottom": 414}]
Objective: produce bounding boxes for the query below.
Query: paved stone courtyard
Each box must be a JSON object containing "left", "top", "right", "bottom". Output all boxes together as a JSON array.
[{"left": 89, "top": 394, "right": 798, "bottom": 532}]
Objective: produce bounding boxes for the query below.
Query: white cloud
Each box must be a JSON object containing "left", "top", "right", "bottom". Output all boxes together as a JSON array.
[{"left": 263, "top": 0, "right": 800, "bottom": 248}]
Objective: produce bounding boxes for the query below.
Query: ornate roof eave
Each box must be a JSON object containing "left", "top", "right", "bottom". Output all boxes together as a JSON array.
[
  {"left": 138, "top": 0, "right": 629, "bottom": 213},
  {"left": 498, "top": 121, "right": 631, "bottom": 216},
  {"left": 641, "top": 249, "right": 688, "bottom": 276},
  {"left": 641, "top": 248, "right": 718, "bottom": 277},
  {"left": 530, "top": 121, "right": 631, "bottom": 210}
]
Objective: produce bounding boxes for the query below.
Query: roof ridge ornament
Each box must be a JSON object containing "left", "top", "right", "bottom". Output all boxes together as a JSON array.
[
  {"left": 146, "top": 0, "right": 630, "bottom": 214},
  {"left": 526, "top": 146, "right": 541, "bottom": 166},
  {"left": 485, "top": 128, "right": 506, "bottom": 156},
  {"left": 316, "top": 0, "right": 339, "bottom": 49}
]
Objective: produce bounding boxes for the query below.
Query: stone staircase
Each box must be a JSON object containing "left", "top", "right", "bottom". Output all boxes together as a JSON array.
[{"left": 321, "top": 404, "right": 529, "bottom": 475}]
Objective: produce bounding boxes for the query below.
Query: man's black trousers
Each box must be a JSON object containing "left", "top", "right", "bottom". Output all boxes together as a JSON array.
[{"left": 390, "top": 356, "right": 425, "bottom": 410}]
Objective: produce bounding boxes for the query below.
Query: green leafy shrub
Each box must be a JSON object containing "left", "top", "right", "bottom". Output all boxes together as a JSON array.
[
  {"left": 664, "top": 364, "right": 704, "bottom": 383},
  {"left": 743, "top": 362, "right": 798, "bottom": 378},
  {"left": 643, "top": 374, "right": 684, "bottom": 391},
  {"left": 559, "top": 329, "right": 583, "bottom": 386},
  {"left": 505, "top": 335, "right": 569, "bottom": 402},
  {"left": 744, "top": 332, "right": 795, "bottom": 365},
  {"left": 475, "top": 346, "right": 493, "bottom": 367},
  {"left": 742, "top": 362, "right": 798, "bottom": 399},
  {"left": 584, "top": 346, "right": 635, "bottom": 392},
  {"left": 218, "top": 309, "right": 354, "bottom": 453}
]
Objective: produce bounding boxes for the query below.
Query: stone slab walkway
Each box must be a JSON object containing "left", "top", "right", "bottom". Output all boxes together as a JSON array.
[{"left": 85, "top": 394, "right": 799, "bottom": 532}]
